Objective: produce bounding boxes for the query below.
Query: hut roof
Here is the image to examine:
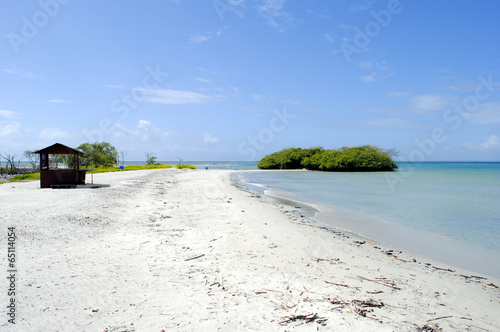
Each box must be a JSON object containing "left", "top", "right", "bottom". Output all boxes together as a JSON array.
[{"left": 34, "top": 143, "right": 86, "bottom": 156}]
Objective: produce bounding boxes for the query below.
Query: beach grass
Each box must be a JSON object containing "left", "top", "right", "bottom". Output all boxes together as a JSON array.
[
  {"left": 9, "top": 173, "right": 41, "bottom": 182},
  {"left": 175, "top": 164, "right": 196, "bottom": 169}
]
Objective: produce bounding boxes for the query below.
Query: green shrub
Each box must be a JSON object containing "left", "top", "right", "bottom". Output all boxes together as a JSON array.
[{"left": 176, "top": 164, "right": 196, "bottom": 169}]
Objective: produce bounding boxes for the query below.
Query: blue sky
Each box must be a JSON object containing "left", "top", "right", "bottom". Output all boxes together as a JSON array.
[{"left": 1, "top": 0, "right": 499, "bottom": 162}]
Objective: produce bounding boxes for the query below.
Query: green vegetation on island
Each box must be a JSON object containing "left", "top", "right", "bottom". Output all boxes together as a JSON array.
[{"left": 257, "top": 146, "right": 398, "bottom": 171}]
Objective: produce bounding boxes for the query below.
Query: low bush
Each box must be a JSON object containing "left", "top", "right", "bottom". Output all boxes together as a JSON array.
[{"left": 176, "top": 164, "right": 196, "bottom": 169}]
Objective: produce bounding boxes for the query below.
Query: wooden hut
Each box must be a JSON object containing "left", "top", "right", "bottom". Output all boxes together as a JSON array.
[{"left": 34, "top": 143, "right": 87, "bottom": 188}]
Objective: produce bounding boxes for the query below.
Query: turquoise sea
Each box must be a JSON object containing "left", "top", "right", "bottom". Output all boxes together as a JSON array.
[{"left": 236, "top": 162, "right": 500, "bottom": 278}]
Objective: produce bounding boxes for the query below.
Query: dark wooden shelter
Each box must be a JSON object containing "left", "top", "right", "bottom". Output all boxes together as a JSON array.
[{"left": 34, "top": 143, "right": 87, "bottom": 188}]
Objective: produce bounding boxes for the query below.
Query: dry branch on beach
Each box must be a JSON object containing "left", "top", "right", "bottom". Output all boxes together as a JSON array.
[{"left": 279, "top": 312, "right": 328, "bottom": 326}]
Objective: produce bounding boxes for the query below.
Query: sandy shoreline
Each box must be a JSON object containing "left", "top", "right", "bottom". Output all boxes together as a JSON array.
[{"left": 1, "top": 169, "right": 499, "bottom": 331}]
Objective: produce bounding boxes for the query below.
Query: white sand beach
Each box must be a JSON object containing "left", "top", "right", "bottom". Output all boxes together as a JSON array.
[{"left": 1, "top": 168, "right": 499, "bottom": 331}]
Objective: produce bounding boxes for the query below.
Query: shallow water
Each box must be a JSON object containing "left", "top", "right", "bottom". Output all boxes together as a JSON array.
[{"left": 238, "top": 162, "right": 500, "bottom": 278}]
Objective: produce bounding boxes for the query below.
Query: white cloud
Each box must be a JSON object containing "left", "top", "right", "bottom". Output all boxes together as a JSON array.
[
  {"left": 468, "top": 102, "right": 500, "bottom": 124},
  {"left": 39, "top": 127, "right": 69, "bottom": 141},
  {"left": 250, "top": 93, "right": 274, "bottom": 102},
  {"left": 0, "top": 122, "right": 21, "bottom": 138},
  {"left": 361, "top": 72, "right": 393, "bottom": 82},
  {"left": 190, "top": 34, "right": 212, "bottom": 43},
  {"left": 0, "top": 110, "right": 19, "bottom": 119},
  {"left": 48, "top": 99, "right": 73, "bottom": 103},
  {"left": 198, "top": 67, "right": 227, "bottom": 76},
  {"left": 140, "top": 88, "right": 213, "bottom": 105},
  {"left": 228, "top": 0, "right": 246, "bottom": 6},
  {"left": 190, "top": 29, "right": 224, "bottom": 43},
  {"left": 359, "top": 60, "right": 389, "bottom": 71},
  {"left": 203, "top": 132, "right": 220, "bottom": 145},
  {"left": 2, "top": 68, "right": 41, "bottom": 79},
  {"left": 324, "top": 34, "right": 334, "bottom": 44},
  {"left": 193, "top": 77, "right": 212, "bottom": 85},
  {"left": 116, "top": 120, "right": 170, "bottom": 142},
  {"left": 479, "top": 135, "right": 500, "bottom": 149},
  {"left": 463, "top": 135, "right": 500, "bottom": 150},
  {"left": 115, "top": 122, "right": 140, "bottom": 138},
  {"left": 138, "top": 119, "right": 152, "bottom": 130},
  {"left": 411, "top": 95, "right": 450, "bottom": 112},
  {"left": 215, "top": 0, "right": 246, "bottom": 18},
  {"left": 359, "top": 60, "right": 392, "bottom": 82},
  {"left": 348, "top": 2, "right": 374, "bottom": 12},
  {"left": 256, "top": 0, "right": 294, "bottom": 32},
  {"left": 447, "top": 82, "right": 477, "bottom": 93},
  {"left": 228, "top": 86, "right": 240, "bottom": 96},
  {"left": 192, "top": 77, "right": 225, "bottom": 92},
  {"left": 138, "top": 119, "right": 168, "bottom": 141}
]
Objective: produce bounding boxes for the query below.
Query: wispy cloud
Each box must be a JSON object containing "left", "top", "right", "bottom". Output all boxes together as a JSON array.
[
  {"left": 256, "top": 0, "right": 294, "bottom": 32},
  {"left": 137, "top": 120, "right": 170, "bottom": 141},
  {"left": 192, "top": 77, "right": 225, "bottom": 92},
  {"left": 468, "top": 102, "right": 500, "bottom": 124},
  {"left": 203, "top": 132, "right": 220, "bottom": 145},
  {"left": 218, "top": 0, "right": 247, "bottom": 18},
  {"left": 348, "top": 1, "right": 374, "bottom": 12},
  {"left": 140, "top": 88, "right": 213, "bottom": 105},
  {"left": 0, "top": 110, "right": 19, "bottom": 119},
  {"left": 324, "top": 33, "right": 334, "bottom": 44},
  {"left": 359, "top": 60, "right": 393, "bottom": 82},
  {"left": 448, "top": 82, "right": 477, "bottom": 93},
  {"left": 228, "top": 0, "right": 246, "bottom": 6},
  {"left": 190, "top": 29, "right": 225, "bottom": 43},
  {"left": 2, "top": 68, "right": 41, "bottom": 79},
  {"left": 250, "top": 93, "right": 274, "bottom": 103},
  {"left": 410, "top": 94, "right": 450, "bottom": 113},
  {"left": 359, "top": 60, "right": 388, "bottom": 71},
  {"left": 463, "top": 134, "right": 500, "bottom": 150},
  {"left": 228, "top": 86, "right": 240, "bottom": 96},
  {"left": 198, "top": 67, "right": 227, "bottom": 76},
  {"left": 115, "top": 120, "right": 171, "bottom": 142},
  {"left": 361, "top": 72, "right": 393, "bottom": 82},
  {"left": 48, "top": 99, "right": 73, "bottom": 104},
  {"left": 0, "top": 122, "right": 21, "bottom": 138},
  {"left": 39, "top": 127, "right": 70, "bottom": 141}
]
